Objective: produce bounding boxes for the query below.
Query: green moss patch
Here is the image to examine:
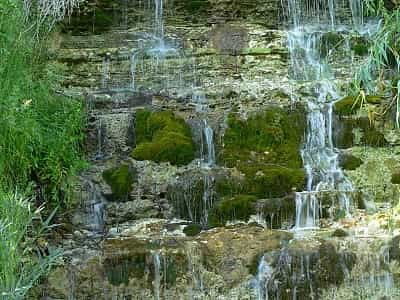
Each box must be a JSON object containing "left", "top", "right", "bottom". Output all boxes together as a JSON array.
[
  {"left": 102, "top": 164, "right": 137, "bottom": 201},
  {"left": 334, "top": 116, "right": 388, "bottom": 148},
  {"left": 219, "top": 106, "right": 306, "bottom": 198},
  {"left": 334, "top": 95, "right": 383, "bottom": 116},
  {"left": 183, "top": 223, "right": 202, "bottom": 236},
  {"left": 132, "top": 110, "right": 195, "bottom": 166},
  {"left": 182, "top": 0, "right": 210, "bottom": 13},
  {"left": 209, "top": 195, "right": 257, "bottom": 227},
  {"left": 391, "top": 171, "right": 400, "bottom": 184},
  {"left": 339, "top": 154, "right": 363, "bottom": 170}
]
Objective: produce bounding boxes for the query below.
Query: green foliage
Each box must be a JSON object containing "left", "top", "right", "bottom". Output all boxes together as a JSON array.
[
  {"left": 352, "top": 3, "right": 400, "bottom": 126},
  {"left": 102, "top": 165, "right": 137, "bottom": 201},
  {"left": 0, "top": 2, "right": 85, "bottom": 298},
  {"left": 132, "top": 110, "right": 195, "bottom": 166},
  {"left": 0, "top": 0, "right": 86, "bottom": 204},
  {"left": 0, "top": 189, "right": 59, "bottom": 300}
]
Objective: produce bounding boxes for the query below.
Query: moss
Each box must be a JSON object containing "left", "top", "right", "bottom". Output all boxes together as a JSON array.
[
  {"left": 334, "top": 95, "right": 383, "bottom": 116},
  {"left": 132, "top": 110, "right": 195, "bottom": 166},
  {"left": 334, "top": 116, "right": 388, "bottom": 148},
  {"left": 352, "top": 42, "right": 369, "bottom": 56},
  {"left": 361, "top": 129, "right": 388, "bottom": 147},
  {"left": 219, "top": 106, "right": 306, "bottom": 199},
  {"left": 105, "top": 254, "right": 147, "bottom": 286},
  {"left": 215, "top": 176, "right": 245, "bottom": 198},
  {"left": 248, "top": 253, "right": 264, "bottom": 275},
  {"left": 391, "top": 171, "right": 400, "bottom": 184},
  {"left": 182, "top": 0, "right": 210, "bottom": 13},
  {"left": 208, "top": 195, "right": 257, "bottom": 227},
  {"left": 340, "top": 154, "right": 363, "bottom": 170},
  {"left": 334, "top": 96, "right": 358, "bottom": 116},
  {"left": 102, "top": 164, "right": 136, "bottom": 201},
  {"left": 61, "top": 5, "right": 114, "bottom": 34},
  {"left": 164, "top": 253, "right": 188, "bottom": 287},
  {"left": 167, "top": 174, "right": 206, "bottom": 224},
  {"left": 320, "top": 32, "right": 343, "bottom": 57},
  {"left": 242, "top": 47, "right": 272, "bottom": 56},
  {"left": 183, "top": 223, "right": 202, "bottom": 236},
  {"left": 241, "top": 165, "right": 305, "bottom": 198},
  {"left": 331, "top": 228, "right": 349, "bottom": 237}
]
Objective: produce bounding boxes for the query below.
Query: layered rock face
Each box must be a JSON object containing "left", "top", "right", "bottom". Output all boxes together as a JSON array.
[{"left": 39, "top": 0, "right": 400, "bottom": 299}]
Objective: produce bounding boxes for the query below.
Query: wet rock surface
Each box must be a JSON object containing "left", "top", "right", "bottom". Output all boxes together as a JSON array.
[{"left": 38, "top": 0, "right": 400, "bottom": 298}]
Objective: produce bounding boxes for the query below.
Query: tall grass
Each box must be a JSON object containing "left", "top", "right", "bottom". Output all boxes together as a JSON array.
[
  {"left": 352, "top": 1, "right": 400, "bottom": 126},
  {"left": 0, "top": 189, "right": 58, "bottom": 300},
  {"left": 0, "top": 0, "right": 86, "bottom": 203},
  {"left": 0, "top": 0, "right": 84, "bottom": 298}
]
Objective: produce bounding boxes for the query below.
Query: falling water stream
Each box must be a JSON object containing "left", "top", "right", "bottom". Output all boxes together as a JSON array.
[{"left": 289, "top": 0, "right": 362, "bottom": 229}]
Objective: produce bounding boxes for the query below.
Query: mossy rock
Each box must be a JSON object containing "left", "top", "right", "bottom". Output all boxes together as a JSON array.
[
  {"left": 219, "top": 106, "right": 306, "bottom": 199},
  {"left": 182, "top": 0, "right": 210, "bottom": 13},
  {"left": 102, "top": 164, "right": 137, "bottom": 201},
  {"left": 167, "top": 173, "right": 207, "bottom": 225},
  {"left": 105, "top": 253, "right": 147, "bottom": 286},
  {"left": 333, "top": 116, "right": 388, "bottom": 148},
  {"left": 339, "top": 153, "right": 363, "bottom": 170},
  {"left": 334, "top": 95, "right": 383, "bottom": 116},
  {"left": 352, "top": 43, "right": 369, "bottom": 56},
  {"left": 334, "top": 96, "right": 358, "bottom": 116},
  {"left": 183, "top": 223, "right": 202, "bottom": 236},
  {"left": 391, "top": 171, "right": 400, "bottom": 184},
  {"left": 61, "top": 1, "right": 115, "bottom": 35},
  {"left": 320, "top": 32, "right": 343, "bottom": 57},
  {"left": 132, "top": 109, "right": 195, "bottom": 166},
  {"left": 208, "top": 194, "right": 257, "bottom": 227},
  {"left": 241, "top": 165, "right": 305, "bottom": 198},
  {"left": 331, "top": 228, "right": 349, "bottom": 237},
  {"left": 361, "top": 128, "right": 388, "bottom": 147},
  {"left": 351, "top": 36, "right": 370, "bottom": 56}
]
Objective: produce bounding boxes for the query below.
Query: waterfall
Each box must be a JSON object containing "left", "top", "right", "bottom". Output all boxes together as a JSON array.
[
  {"left": 202, "top": 119, "right": 216, "bottom": 167},
  {"left": 95, "top": 118, "right": 105, "bottom": 160},
  {"left": 287, "top": 0, "right": 362, "bottom": 229},
  {"left": 200, "top": 174, "right": 214, "bottom": 227},
  {"left": 101, "top": 55, "right": 111, "bottom": 89},
  {"left": 253, "top": 254, "right": 274, "bottom": 300},
  {"left": 130, "top": 52, "right": 137, "bottom": 91},
  {"left": 154, "top": 0, "right": 164, "bottom": 48},
  {"left": 152, "top": 251, "right": 161, "bottom": 300}
]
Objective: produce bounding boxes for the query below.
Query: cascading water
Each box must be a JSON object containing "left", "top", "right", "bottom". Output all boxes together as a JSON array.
[
  {"left": 253, "top": 254, "right": 274, "bottom": 300},
  {"left": 288, "top": 0, "right": 362, "bottom": 229},
  {"left": 130, "top": 52, "right": 136, "bottom": 91},
  {"left": 152, "top": 251, "right": 161, "bottom": 300},
  {"left": 202, "top": 119, "right": 216, "bottom": 167},
  {"left": 101, "top": 55, "right": 111, "bottom": 89}
]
